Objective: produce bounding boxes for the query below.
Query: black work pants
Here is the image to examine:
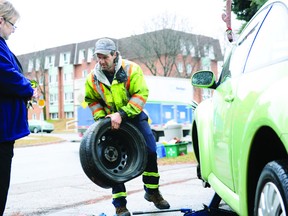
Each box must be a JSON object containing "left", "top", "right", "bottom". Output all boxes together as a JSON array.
[{"left": 0, "top": 141, "right": 14, "bottom": 216}]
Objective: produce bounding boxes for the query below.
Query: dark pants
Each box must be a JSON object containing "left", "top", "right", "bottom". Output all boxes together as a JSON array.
[
  {"left": 112, "top": 112, "right": 159, "bottom": 207},
  {"left": 0, "top": 141, "right": 14, "bottom": 216}
]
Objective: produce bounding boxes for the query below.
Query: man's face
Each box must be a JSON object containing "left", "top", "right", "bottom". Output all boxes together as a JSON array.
[{"left": 96, "top": 53, "right": 116, "bottom": 72}]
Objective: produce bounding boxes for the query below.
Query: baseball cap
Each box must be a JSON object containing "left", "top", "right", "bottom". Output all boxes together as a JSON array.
[{"left": 94, "top": 38, "right": 116, "bottom": 55}]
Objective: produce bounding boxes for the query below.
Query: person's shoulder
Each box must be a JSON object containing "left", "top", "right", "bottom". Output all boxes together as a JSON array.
[
  {"left": 122, "top": 59, "right": 139, "bottom": 67},
  {"left": 84, "top": 70, "right": 95, "bottom": 82},
  {"left": 0, "top": 37, "right": 7, "bottom": 51}
]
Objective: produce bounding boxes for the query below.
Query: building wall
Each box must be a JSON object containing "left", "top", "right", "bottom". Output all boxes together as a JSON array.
[{"left": 23, "top": 33, "right": 223, "bottom": 121}]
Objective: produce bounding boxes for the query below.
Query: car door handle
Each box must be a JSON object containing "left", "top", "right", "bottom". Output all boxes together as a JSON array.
[{"left": 224, "top": 95, "right": 234, "bottom": 102}]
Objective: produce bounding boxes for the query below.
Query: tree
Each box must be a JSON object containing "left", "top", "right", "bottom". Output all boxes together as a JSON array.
[
  {"left": 232, "top": 0, "right": 268, "bottom": 22},
  {"left": 124, "top": 13, "right": 202, "bottom": 78},
  {"left": 128, "top": 29, "right": 180, "bottom": 77}
]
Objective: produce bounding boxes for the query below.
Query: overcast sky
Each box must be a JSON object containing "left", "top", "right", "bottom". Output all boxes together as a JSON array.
[{"left": 7, "top": 0, "right": 243, "bottom": 55}]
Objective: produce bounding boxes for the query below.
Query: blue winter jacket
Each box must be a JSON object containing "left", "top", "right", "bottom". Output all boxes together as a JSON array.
[{"left": 0, "top": 37, "right": 34, "bottom": 142}]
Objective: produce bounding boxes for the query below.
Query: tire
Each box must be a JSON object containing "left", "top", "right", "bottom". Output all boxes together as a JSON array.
[
  {"left": 254, "top": 160, "right": 288, "bottom": 215},
  {"left": 79, "top": 118, "right": 148, "bottom": 189},
  {"left": 33, "top": 127, "right": 39, "bottom": 133}
]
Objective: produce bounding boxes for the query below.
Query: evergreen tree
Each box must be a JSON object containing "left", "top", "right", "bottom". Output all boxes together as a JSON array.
[{"left": 231, "top": 0, "right": 268, "bottom": 22}]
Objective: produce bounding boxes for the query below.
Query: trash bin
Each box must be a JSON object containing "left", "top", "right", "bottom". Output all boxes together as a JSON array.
[
  {"left": 156, "top": 142, "right": 166, "bottom": 158},
  {"left": 164, "top": 124, "right": 183, "bottom": 141},
  {"left": 164, "top": 142, "right": 188, "bottom": 158}
]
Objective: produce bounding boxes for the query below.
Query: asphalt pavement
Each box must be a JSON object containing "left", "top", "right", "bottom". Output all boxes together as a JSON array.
[{"left": 4, "top": 133, "right": 235, "bottom": 216}]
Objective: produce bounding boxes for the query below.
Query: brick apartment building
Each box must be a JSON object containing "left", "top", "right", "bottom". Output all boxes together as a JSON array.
[{"left": 17, "top": 29, "right": 223, "bottom": 122}]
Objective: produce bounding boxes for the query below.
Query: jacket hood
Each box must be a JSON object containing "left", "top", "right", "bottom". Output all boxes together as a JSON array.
[{"left": 93, "top": 51, "right": 122, "bottom": 86}]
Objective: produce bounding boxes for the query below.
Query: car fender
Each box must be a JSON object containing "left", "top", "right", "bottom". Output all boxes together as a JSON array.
[
  {"left": 192, "top": 98, "right": 215, "bottom": 180},
  {"left": 238, "top": 75, "right": 288, "bottom": 173},
  {"left": 233, "top": 75, "right": 288, "bottom": 214}
]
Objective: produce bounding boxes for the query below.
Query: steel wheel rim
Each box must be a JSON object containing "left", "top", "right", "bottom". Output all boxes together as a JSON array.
[{"left": 96, "top": 133, "right": 129, "bottom": 174}]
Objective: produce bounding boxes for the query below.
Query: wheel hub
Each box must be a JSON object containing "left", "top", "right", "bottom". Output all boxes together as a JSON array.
[{"left": 104, "top": 146, "right": 118, "bottom": 162}]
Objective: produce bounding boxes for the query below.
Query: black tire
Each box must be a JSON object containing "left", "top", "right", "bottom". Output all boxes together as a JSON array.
[
  {"left": 79, "top": 118, "right": 148, "bottom": 189},
  {"left": 254, "top": 160, "right": 288, "bottom": 215},
  {"left": 33, "top": 127, "right": 39, "bottom": 133}
]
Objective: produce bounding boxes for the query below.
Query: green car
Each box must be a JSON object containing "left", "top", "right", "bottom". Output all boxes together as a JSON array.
[{"left": 191, "top": 0, "right": 288, "bottom": 215}]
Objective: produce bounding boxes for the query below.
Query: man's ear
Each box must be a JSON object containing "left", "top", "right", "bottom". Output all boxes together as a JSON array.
[{"left": 113, "top": 52, "right": 118, "bottom": 63}]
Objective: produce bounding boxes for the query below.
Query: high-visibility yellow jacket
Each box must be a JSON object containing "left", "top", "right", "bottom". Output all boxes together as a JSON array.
[{"left": 84, "top": 55, "right": 149, "bottom": 120}]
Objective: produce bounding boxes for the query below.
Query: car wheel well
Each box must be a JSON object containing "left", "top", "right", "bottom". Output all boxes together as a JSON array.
[
  {"left": 191, "top": 121, "right": 200, "bottom": 163},
  {"left": 247, "top": 126, "right": 285, "bottom": 215}
]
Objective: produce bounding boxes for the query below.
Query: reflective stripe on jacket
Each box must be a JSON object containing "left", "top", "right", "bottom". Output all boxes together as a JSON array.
[{"left": 84, "top": 57, "right": 149, "bottom": 120}]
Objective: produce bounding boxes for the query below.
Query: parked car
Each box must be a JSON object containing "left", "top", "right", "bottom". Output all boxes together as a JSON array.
[
  {"left": 191, "top": 0, "right": 288, "bottom": 215},
  {"left": 28, "top": 120, "right": 54, "bottom": 133}
]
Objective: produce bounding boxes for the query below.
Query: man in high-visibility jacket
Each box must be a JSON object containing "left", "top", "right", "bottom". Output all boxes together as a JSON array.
[{"left": 84, "top": 38, "right": 170, "bottom": 216}]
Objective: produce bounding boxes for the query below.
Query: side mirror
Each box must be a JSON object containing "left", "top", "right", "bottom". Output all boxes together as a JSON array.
[{"left": 191, "top": 70, "right": 216, "bottom": 89}]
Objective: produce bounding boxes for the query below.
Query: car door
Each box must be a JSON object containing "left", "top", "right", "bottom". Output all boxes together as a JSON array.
[
  {"left": 210, "top": 5, "right": 271, "bottom": 191},
  {"left": 210, "top": 52, "right": 236, "bottom": 190}
]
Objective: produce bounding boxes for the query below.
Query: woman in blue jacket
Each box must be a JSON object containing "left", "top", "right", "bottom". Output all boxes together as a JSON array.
[{"left": 0, "top": 1, "right": 35, "bottom": 215}]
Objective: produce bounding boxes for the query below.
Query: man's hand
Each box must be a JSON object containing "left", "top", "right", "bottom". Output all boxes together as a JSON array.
[{"left": 106, "top": 112, "right": 122, "bottom": 130}]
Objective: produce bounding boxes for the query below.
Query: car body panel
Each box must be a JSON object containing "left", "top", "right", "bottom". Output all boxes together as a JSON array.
[
  {"left": 191, "top": 0, "right": 288, "bottom": 215},
  {"left": 28, "top": 120, "right": 54, "bottom": 133}
]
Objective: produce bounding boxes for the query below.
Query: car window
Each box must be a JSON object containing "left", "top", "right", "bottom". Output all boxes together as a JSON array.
[
  {"left": 217, "top": 48, "right": 234, "bottom": 85},
  {"left": 245, "top": 2, "right": 288, "bottom": 72},
  {"left": 228, "top": 4, "right": 271, "bottom": 77}
]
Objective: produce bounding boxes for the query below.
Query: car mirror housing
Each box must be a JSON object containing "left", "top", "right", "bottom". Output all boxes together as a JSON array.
[{"left": 191, "top": 70, "right": 216, "bottom": 89}]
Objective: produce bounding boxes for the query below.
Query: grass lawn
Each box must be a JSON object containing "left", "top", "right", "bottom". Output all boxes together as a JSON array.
[
  {"left": 158, "top": 152, "right": 196, "bottom": 165},
  {"left": 15, "top": 134, "right": 64, "bottom": 147}
]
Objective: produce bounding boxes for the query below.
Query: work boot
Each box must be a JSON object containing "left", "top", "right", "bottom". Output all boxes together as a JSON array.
[
  {"left": 144, "top": 191, "right": 170, "bottom": 209},
  {"left": 115, "top": 206, "right": 131, "bottom": 216}
]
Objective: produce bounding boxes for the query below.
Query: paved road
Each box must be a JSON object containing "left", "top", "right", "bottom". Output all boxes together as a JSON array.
[{"left": 4, "top": 137, "right": 234, "bottom": 216}]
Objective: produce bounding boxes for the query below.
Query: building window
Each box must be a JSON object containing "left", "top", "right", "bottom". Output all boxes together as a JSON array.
[
  {"left": 49, "top": 74, "right": 58, "bottom": 84},
  {"left": 65, "top": 112, "right": 74, "bottom": 118},
  {"left": 201, "top": 57, "right": 211, "bottom": 70},
  {"left": 87, "top": 47, "right": 94, "bottom": 62},
  {"left": 50, "top": 112, "right": 58, "bottom": 120},
  {"left": 32, "top": 113, "right": 37, "bottom": 120},
  {"left": 35, "top": 58, "right": 41, "bottom": 71},
  {"left": 28, "top": 59, "right": 33, "bottom": 72},
  {"left": 177, "top": 62, "right": 183, "bottom": 73},
  {"left": 78, "top": 49, "right": 86, "bottom": 64},
  {"left": 45, "top": 55, "right": 55, "bottom": 69},
  {"left": 180, "top": 40, "right": 188, "bottom": 56},
  {"left": 190, "top": 45, "right": 197, "bottom": 57},
  {"left": 180, "top": 40, "right": 197, "bottom": 57},
  {"left": 204, "top": 45, "right": 215, "bottom": 60},
  {"left": 82, "top": 69, "right": 88, "bottom": 77},
  {"left": 49, "top": 93, "right": 58, "bottom": 104},
  {"left": 64, "top": 72, "right": 73, "bottom": 81},
  {"left": 186, "top": 64, "right": 192, "bottom": 75},
  {"left": 60, "top": 52, "right": 70, "bottom": 66},
  {"left": 39, "top": 76, "right": 44, "bottom": 85},
  {"left": 65, "top": 92, "right": 74, "bottom": 103}
]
